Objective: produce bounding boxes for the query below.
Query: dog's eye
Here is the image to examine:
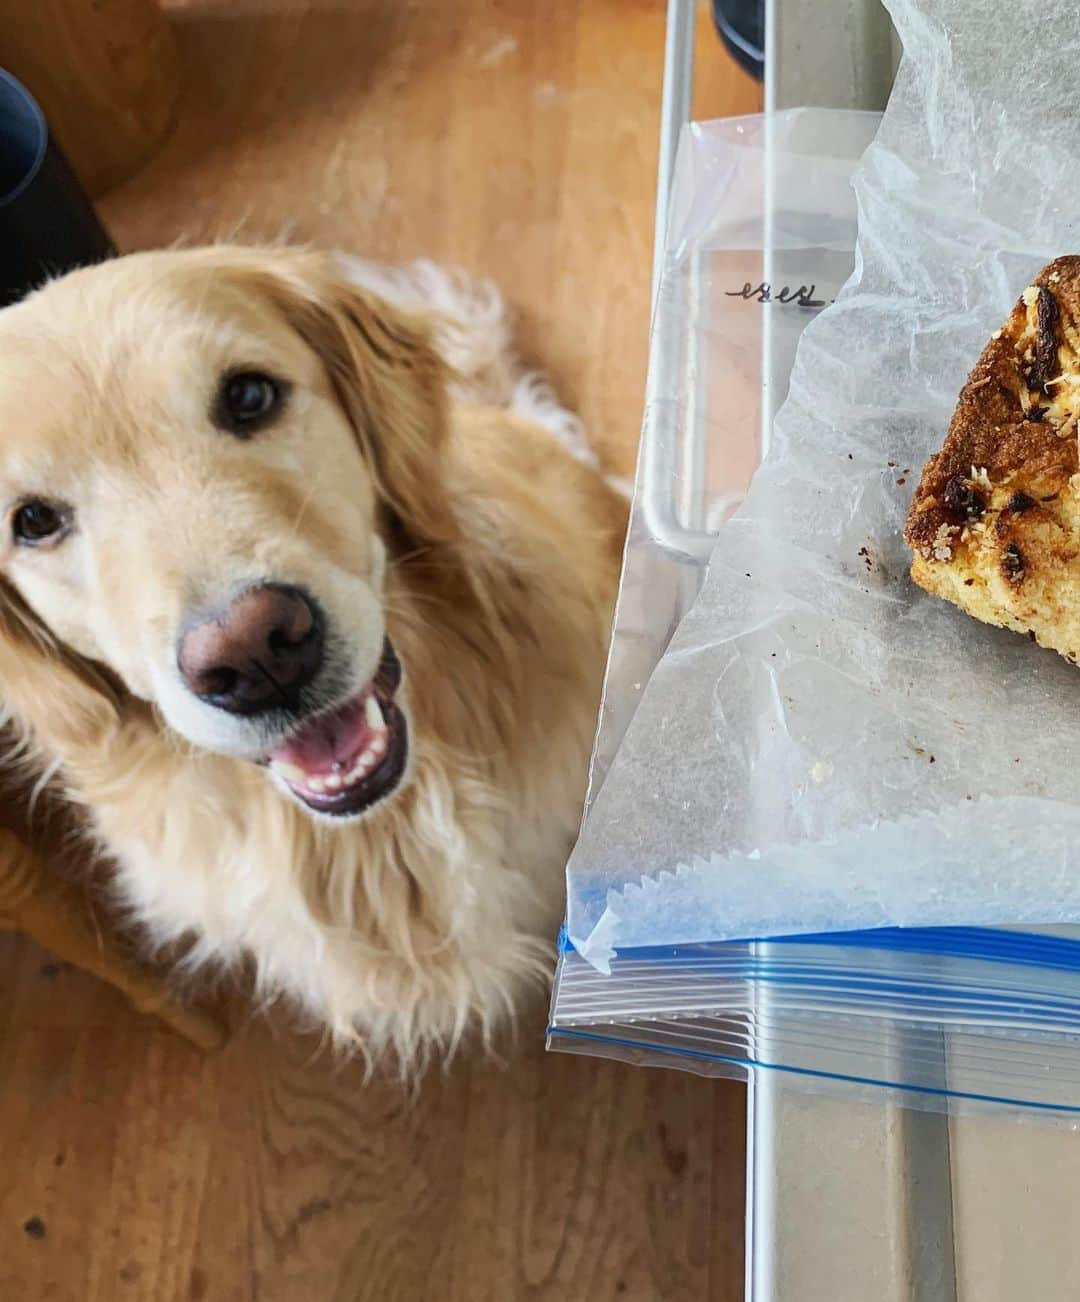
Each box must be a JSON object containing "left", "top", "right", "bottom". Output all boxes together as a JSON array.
[
  {"left": 12, "top": 499, "right": 69, "bottom": 546},
  {"left": 214, "top": 371, "right": 285, "bottom": 436}
]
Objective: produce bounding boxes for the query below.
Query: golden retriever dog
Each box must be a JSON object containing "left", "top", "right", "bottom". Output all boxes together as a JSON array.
[{"left": 0, "top": 247, "right": 627, "bottom": 1068}]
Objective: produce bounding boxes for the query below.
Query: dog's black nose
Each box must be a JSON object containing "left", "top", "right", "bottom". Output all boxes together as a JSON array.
[{"left": 178, "top": 584, "right": 323, "bottom": 714}]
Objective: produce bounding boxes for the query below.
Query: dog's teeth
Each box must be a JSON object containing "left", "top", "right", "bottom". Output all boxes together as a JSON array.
[
  {"left": 365, "top": 694, "right": 385, "bottom": 733},
  {"left": 371, "top": 733, "right": 387, "bottom": 757},
  {"left": 324, "top": 773, "right": 343, "bottom": 791},
  {"left": 360, "top": 748, "right": 376, "bottom": 772},
  {"left": 307, "top": 776, "right": 327, "bottom": 794},
  {"left": 270, "top": 760, "right": 307, "bottom": 784}
]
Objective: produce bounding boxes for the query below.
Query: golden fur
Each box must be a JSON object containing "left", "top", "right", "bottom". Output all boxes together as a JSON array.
[{"left": 0, "top": 247, "right": 626, "bottom": 1069}]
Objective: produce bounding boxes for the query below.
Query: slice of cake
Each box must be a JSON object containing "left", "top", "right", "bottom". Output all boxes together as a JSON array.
[{"left": 905, "top": 255, "right": 1080, "bottom": 662}]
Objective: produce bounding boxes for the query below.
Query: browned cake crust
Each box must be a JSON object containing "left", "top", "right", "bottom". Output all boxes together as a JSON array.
[{"left": 904, "top": 255, "right": 1080, "bottom": 661}]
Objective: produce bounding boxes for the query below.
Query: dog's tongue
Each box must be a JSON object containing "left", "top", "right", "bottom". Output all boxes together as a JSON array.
[{"left": 270, "top": 691, "right": 381, "bottom": 778}]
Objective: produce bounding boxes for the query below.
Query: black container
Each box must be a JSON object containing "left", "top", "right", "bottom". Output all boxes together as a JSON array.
[
  {"left": 0, "top": 68, "right": 113, "bottom": 306},
  {"left": 712, "top": 0, "right": 765, "bottom": 82}
]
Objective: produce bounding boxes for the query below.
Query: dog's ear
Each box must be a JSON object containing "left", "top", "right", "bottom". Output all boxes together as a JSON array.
[
  {"left": 0, "top": 579, "right": 123, "bottom": 760},
  {"left": 255, "top": 252, "right": 459, "bottom": 549}
]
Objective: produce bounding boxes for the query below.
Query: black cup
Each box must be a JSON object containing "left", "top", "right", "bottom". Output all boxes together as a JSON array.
[{"left": 0, "top": 68, "right": 113, "bottom": 306}]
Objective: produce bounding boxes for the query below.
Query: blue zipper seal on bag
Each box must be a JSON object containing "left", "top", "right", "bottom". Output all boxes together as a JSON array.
[{"left": 559, "top": 924, "right": 1080, "bottom": 972}]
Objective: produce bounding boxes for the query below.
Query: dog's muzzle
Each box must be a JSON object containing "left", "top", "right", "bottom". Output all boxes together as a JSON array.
[{"left": 263, "top": 638, "right": 409, "bottom": 818}]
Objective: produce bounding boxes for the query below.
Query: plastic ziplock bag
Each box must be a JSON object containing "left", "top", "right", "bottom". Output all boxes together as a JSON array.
[
  {"left": 552, "top": 926, "right": 1080, "bottom": 1115},
  {"left": 568, "top": 0, "right": 1080, "bottom": 966},
  {"left": 550, "top": 0, "right": 1080, "bottom": 1116}
]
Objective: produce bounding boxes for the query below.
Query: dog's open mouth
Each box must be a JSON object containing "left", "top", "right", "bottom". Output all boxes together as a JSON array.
[{"left": 266, "top": 639, "right": 408, "bottom": 817}]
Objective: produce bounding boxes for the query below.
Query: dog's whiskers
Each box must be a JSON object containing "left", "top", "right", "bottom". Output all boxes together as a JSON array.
[
  {"left": 287, "top": 479, "right": 320, "bottom": 539},
  {"left": 385, "top": 544, "right": 435, "bottom": 571}
]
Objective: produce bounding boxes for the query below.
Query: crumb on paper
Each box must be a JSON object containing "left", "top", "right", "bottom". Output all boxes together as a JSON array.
[{"left": 810, "top": 760, "right": 833, "bottom": 784}]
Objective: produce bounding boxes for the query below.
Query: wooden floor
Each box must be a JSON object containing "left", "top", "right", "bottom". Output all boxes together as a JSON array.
[{"left": 0, "top": 3, "right": 761, "bottom": 1299}]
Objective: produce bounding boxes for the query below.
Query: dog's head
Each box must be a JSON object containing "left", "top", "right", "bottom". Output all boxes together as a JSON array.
[{"left": 0, "top": 247, "right": 456, "bottom": 819}]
